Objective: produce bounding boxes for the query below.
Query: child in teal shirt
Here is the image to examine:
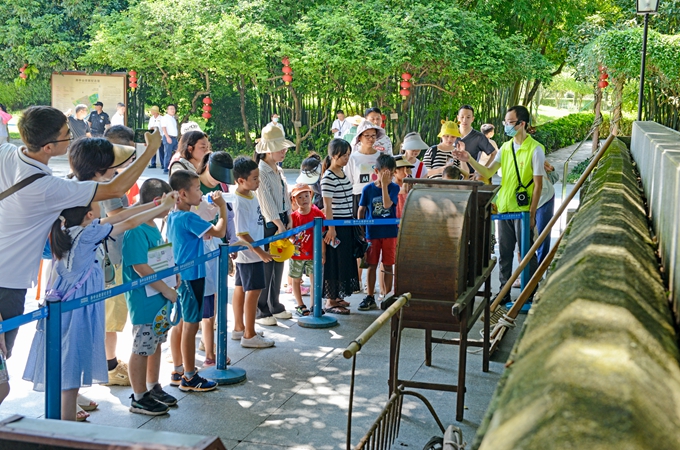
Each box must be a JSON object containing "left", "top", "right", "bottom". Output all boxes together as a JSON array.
[{"left": 122, "top": 179, "right": 179, "bottom": 416}]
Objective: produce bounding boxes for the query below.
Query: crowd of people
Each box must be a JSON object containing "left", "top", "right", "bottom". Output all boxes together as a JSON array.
[{"left": 0, "top": 101, "right": 556, "bottom": 420}]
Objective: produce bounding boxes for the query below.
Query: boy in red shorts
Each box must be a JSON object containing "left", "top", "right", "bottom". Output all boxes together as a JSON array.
[{"left": 357, "top": 154, "right": 399, "bottom": 310}]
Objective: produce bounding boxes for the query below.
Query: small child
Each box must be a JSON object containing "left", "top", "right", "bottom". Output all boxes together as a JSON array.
[
  {"left": 357, "top": 154, "right": 399, "bottom": 311},
  {"left": 392, "top": 156, "right": 414, "bottom": 219},
  {"left": 167, "top": 170, "right": 228, "bottom": 392},
  {"left": 442, "top": 165, "right": 462, "bottom": 181},
  {"left": 231, "top": 156, "right": 275, "bottom": 348},
  {"left": 23, "top": 193, "right": 177, "bottom": 421},
  {"left": 122, "top": 179, "right": 180, "bottom": 416},
  {"left": 289, "top": 184, "right": 326, "bottom": 316}
]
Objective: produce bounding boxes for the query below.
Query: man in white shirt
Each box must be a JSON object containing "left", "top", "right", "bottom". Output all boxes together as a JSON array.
[
  {"left": 161, "top": 104, "right": 178, "bottom": 174},
  {"left": 331, "top": 110, "right": 352, "bottom": 138},
  {"left": 267, "top": 114, "right": 285, "bottom": 137},
  {"left": 0, "top": 106, "right": 162, "bottom": 404},
  {"left": 147, "top": 105, "right": 164, "bottom": 169},
  {"left": 110, "top": 103, "right": 126, "bottom": 127}
]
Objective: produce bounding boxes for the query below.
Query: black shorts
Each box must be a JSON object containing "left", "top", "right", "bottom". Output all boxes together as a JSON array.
[
  {"left": 0, "top": 288, "right": 27, "bottom": 359},
  {"left": 235, "top": 262, "right": 266, "bottom": 292}
]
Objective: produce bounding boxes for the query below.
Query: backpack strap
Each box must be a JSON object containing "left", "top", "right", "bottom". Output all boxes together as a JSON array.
[{"left": 0, "top": 173, "right": 46, "bottom": 201}]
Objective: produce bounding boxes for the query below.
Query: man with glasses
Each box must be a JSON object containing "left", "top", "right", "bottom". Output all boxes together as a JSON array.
[
  {"left": 0, "top": 106, "right": 162, "bottom": 405},
  {"left": 453, "top": 105, "right": 545, "bottom": 305}
]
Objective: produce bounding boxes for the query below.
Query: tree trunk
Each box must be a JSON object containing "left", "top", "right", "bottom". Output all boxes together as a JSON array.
[
  {"left": 524, "top": 79, "right": 542, "bottom": 105},
  {"left": 238, "top": 75, "right": 252, "bottom": 148},
  {"left": 592, "top": 85, "right": 602, "bottom": 154}
]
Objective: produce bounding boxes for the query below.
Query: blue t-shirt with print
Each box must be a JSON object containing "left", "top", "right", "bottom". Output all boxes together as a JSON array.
[
  {"left": 122, "top": 223, "right": 168, "bottom": 326},
  {"left": 166, "top": 210, "right": 211, "bottom": 281},
  {"left": 359, "top": 182, "right": 400, "bottom": 240}
]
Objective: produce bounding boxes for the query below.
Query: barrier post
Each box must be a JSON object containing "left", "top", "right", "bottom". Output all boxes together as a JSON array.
[
  {"left": 44, "top": 299, "right": 62, "bottom": 419},
  {"left": 201, "top": 244, "right": 246, "bottom": 384},
  {"left": 520, "top": 211, "right": 531, "bottom": 290},
  {"left": 299, "top": 217, "right": 338, "bottom": 328}
]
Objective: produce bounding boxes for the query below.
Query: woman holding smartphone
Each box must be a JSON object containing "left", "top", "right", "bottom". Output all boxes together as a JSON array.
[
  {"left": 424, "top": 120, "right": 469, "bottom": 179},
  {"left": 254, "top": 125, "right": 295, "bottom": 326}
]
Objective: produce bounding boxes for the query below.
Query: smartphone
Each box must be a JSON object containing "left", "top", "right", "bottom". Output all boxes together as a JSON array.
[
  {"left": 330, "top": 237, "right": 341, "bottom": 248},
  {"left": 134, "top": 129, "right": 155, "bottom": 144}
]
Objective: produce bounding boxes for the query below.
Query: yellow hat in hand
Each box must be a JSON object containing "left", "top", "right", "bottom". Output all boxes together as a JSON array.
[{"left": 269, "top": 239, "right": 295, "bottom": 262}]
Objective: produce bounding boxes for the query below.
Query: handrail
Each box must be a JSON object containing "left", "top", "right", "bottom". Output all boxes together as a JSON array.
[{"left": 343, "top": 293, "right": 411, "bottom": 359}]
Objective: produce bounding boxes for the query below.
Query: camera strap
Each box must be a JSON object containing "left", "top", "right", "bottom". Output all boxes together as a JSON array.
[{"left": 510, "top": 143, "right": 533, "bottom": 192}]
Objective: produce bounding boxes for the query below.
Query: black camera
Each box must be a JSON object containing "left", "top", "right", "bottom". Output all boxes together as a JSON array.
[{"left": 516, "top": 190, "right": 529, "bottom": 207}]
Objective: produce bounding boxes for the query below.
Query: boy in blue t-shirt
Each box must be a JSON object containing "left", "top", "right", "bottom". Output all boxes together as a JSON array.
[
  {"left": 357, "top": 154, "right": 399, "bottom": 311},
  {"left": 167, "top": 170, "right": 228, "bottom": 392},
  {"left": 123, "top": 178, "right": 179, "bottom": 416}
]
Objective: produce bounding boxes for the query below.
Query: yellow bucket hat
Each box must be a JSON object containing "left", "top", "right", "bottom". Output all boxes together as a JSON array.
[{"left": 437, "top": 120, "right": 461, "bottom": 138}]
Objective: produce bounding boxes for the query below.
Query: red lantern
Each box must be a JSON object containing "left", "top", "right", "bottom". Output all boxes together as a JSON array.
[
  {"left": 599, "top": 73, "right": 609, "bottom": 80},
  {"left": 129, "top": 70, "right": 137, "bottom": 77},
  {"left": 282, "top": 66, "right": 293, "bottom": 74},
  {"left": 202, "top": 97, "right": 212, "bottom": 105},
  {"left": 401, "top": 73, "right": 412, "bottom": 81},
  {"left": 400, "top": 81, "right": 411, "bottom": 89},
  {"left": 130, "top": 82, "right": 138, "bottom": 89},
  {"left": 202, "top": 112, "right": 212, "bottom": 119},
  {"left": 282, "top": 57, "right": 290, "bottom": 66},
  {"left": 19, "top": 67, "right": 25, "bottom": 73},
  {"left": 400, "top": 89, "right": 410, "bottom": 97},
  {"left": 19, "top": 73, "right": 27, "bottom": 79},
  {"left": 598, "top": 80, "right": 609, "bottom": 89},
  {"left": 282, "top": 74, "right": 293, "bottom": 84},
  {"left": 202, "top": 104, "right": 212, "bottom": 112}
]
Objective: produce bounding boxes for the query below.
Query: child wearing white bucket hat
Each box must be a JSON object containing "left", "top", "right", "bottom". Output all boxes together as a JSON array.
[{"left": 400, "top": 132, "right": 429, "bottom": 179}]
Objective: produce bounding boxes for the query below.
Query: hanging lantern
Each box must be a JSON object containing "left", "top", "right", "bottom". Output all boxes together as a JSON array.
[
  {"left": 129, "top": 70, "right": 137, "bottom": 78},
  {"left": 400, "top": 89, "right": 410, "bottom": 98},
  {"left": 401, "top": 73, "right": 412, "bottom": 81},
  {"left": 19, "top": 67, "right": 25, "bottom": 74},
  {"left": 599, "top": 73, "right": 609, "bottom": 80},
  {"left": 598, "top": 80, "right": 609, "bottom": 89},
  {"left": 282, "top": 57, "right": 290, "bottom": 66},
  {"left": 128, "top": 70, "right": 138, "bottom": 91},
  {"left": 202, "top": 104, "right": 212, "bottom": 112},
  {"left": 202, "top": 97, "right": 212, "bottom": 105},
  {"left": 282, "top": 66, "right": 293, "bottom": 75},
  {"left": 281, "top": 57, "right": 292, "bottom": 85},
  {"left": 282, "top": 74, "right": 293, "bottom": 84},
  {"left": 202, "top": 112, "right": 212, "bottom": 119},
  {"left": 400, "top": 80, "right": 411, "bottom": 89},
  {"left": 19, "top": 73, "right": 27, "bottom": 80}
]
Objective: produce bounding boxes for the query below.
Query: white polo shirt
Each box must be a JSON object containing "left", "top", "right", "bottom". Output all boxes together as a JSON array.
[
  {"left": 148, "top": 114, "right": 163, "bottom": 132},
  {"left": 0, "top": 144, "right": 97, "bottom": 289},
  {"left": 161, "top": 114, "right": 178, "bottom": 137}
]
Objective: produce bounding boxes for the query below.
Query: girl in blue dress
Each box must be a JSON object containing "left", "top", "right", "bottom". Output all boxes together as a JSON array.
[{"left": 23, "top": 192, "right": 177, "bottom": 421}]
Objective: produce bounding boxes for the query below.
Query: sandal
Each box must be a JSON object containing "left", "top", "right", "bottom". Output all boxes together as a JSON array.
[
  {"left": 77, "top": 394, "right": 98, "bottom": 412},
  {"left": 324, "top": 305, "right": 350, "bottom": 315},
  {"left": 336, "top": 300, "right": 350, "bottom": 307},
  {"left": 76, "top": 405, "right": 90, "bottom": 422},
  {"left": 295, "top": 305, "right": 311, "bottom": 317}
]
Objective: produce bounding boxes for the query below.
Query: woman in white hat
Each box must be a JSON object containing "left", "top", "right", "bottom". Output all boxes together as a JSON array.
[
  {"left": 253, "top": 124, "right": 296, "bottom": 325},
  {"left": 400, "top": 132, "right": 430, "bottom": 179}
]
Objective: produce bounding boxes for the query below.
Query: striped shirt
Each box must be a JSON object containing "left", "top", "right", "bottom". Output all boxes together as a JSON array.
[
  {"left": 256, "top": 160, "right": 290, "bottom": 223},
  {"left": 321, "top": 169, "right": 354, "bottom": 219},
  {"left": 423, "top": 145, "right": 461, "bottom": 179}
]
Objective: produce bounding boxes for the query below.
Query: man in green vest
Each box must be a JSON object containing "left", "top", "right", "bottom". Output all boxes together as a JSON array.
[{"left": 453, "top": 105, "right": 545, "bottom": 304}]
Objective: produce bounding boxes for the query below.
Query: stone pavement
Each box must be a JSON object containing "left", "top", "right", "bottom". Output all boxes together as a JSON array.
[{"left": 0, "top": 140, "right": 595, "bottom": 449}]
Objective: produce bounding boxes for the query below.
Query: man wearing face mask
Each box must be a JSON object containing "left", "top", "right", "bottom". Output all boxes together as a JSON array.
[
  {"left": 453, "top": 105, "right": 545, "bottom": 305},
  {"left": 268, "top": 114, "right": 285, "bottom": 137}
]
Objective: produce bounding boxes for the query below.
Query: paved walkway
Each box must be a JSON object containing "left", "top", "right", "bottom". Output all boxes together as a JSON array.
[{"left": 1, "top": 139, "right": 595, "bottom": 448}]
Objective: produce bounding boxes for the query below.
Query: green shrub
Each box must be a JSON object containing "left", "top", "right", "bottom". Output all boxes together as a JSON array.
[{"left": 532, "top": 112, "right": 634, "bottom": 154}]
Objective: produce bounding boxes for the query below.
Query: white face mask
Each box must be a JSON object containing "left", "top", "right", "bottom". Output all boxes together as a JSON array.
[{"left": 272, "top": 117, "right": 279, "bottom": 123}]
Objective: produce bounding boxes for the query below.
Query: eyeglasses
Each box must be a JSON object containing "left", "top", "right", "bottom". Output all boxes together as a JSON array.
[
  {"left": 42, "top": 130, "right": 74, "bottom": 147},
  {"left": 362, "top": 134, "right": 378, "bottom": 140},
  {"left": 503, "top": 120, "right": 522, "bottom": 127}
]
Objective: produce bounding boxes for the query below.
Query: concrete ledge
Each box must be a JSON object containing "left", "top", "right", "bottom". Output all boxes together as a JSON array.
[
  {"left": 631, "top": 122, "right": 680, "bottom": 321},
  {"left": 473, "top": 139, "right": 680, "bottom": 449}
]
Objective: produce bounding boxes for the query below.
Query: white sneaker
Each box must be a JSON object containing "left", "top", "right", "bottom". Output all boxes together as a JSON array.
[
  {"left": 255, "top": 316, "right": 278, "bottom": 326},
  {"left": 241, "top": 334, "right": 275, "bottom": 348},
  {"left": 231, "top": 330, "right": 264, "bottom": 340},
  {"left": 272, "top": 310, "right": 292, "bottom": 319}
]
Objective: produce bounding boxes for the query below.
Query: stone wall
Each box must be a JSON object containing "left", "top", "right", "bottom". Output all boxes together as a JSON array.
[
  {"left": 630, "top": 122, "right": 680, "bottom": 322},
  {"left": 473, "top": 138, "right": 680, "bottom": 450}
]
